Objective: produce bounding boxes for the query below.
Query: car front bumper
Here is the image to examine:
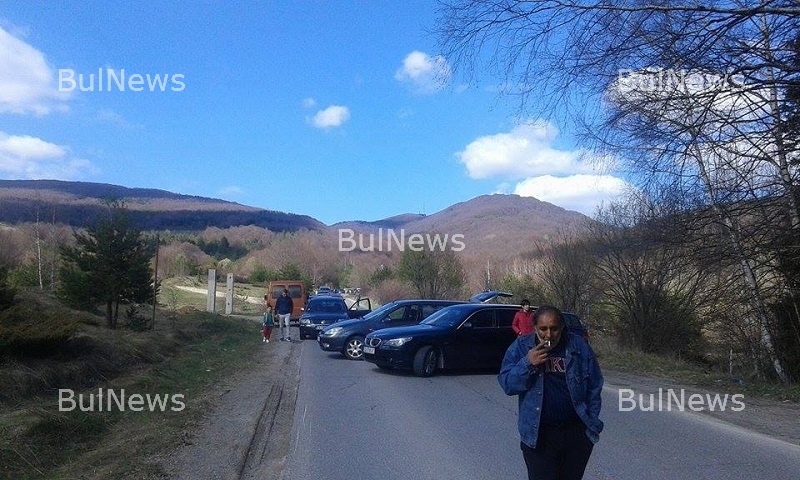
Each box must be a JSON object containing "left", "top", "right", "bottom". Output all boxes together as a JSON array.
[
  {"left": 317, "top": 334, "right": 346, "bottom": 352},
  {"left": 362, "top": 346, "right": 413, "bottom": 369},
  {"left": 299, "top": 324, "right": 331, "bottom": 339}
]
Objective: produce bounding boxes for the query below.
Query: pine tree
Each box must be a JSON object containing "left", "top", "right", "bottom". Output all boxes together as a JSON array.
[{"left": 59, "top": 201, "right": 156, "bottom": 329}]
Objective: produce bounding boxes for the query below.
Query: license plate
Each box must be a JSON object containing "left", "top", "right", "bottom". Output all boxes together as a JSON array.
[
  {"left": 316, "top": 325, "right": 324, "bottom": 330},
  {"left": 363, "top": 346, "right": 375, "bottom": 354}
]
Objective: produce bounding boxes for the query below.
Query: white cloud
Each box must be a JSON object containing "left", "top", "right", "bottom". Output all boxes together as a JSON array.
[
  {"left": 0, "top": 26, "right": 71, "bottom": 115},
  {"left": 395, "top": 50, "right": 451, "bottom": 94},
  {"left": 458, "top": 121, "right": 629, "bottom": 215},
  {"left": 459, "top": 121, "right": 598, "bottom": 179},
  {"left": 302, "top": 97, "right": 316, "bottom": 109},
  {"left": 0, "top": 131, "right": 92, "bottom": 179},
  {"left": 310, "top": 105, "right": 350, "bottom": 129},
  {"left": 514, "top": 175, "right": 628, "bottom": 216}
]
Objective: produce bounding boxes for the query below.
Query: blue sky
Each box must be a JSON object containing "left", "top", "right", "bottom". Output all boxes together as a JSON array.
[{"left": 0, "top": 1, "right": 627, "bottom": 225}]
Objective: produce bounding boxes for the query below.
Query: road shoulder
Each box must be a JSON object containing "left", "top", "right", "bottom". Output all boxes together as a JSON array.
[
  {"left": 153, "top": 332, "right": 301, "bottom": 479},
  {"left": 604, "top": 369, "right": 800, "bottom": 447}
]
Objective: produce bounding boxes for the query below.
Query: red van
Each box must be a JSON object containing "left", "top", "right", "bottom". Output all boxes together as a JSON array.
[{"left": 267, "top": 280, "right": 306, "bottom": 321}]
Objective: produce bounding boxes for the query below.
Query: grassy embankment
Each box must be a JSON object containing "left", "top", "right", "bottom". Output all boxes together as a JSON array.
[
  {"left": 0, "top": 286, "right": 265, "bottom": 479},
  {"left": 591, "top": 334, "right": 800, "bottom": 403}
]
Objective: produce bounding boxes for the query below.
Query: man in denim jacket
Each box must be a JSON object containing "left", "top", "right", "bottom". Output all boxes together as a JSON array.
[{"left": 498, "top": 305, "right": 603, "bottom": 480}]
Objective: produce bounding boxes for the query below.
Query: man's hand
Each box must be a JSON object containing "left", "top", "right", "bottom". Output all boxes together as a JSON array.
[{"left": 527, "top": 343, "right": 549, "bottom": 367}]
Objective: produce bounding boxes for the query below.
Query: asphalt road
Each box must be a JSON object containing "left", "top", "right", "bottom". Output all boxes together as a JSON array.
[{"left": 284, "top": 340, "right": 800, "bottom": 480}]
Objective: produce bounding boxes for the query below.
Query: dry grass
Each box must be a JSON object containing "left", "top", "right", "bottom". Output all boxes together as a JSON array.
[
  {"left": 592, "top": 334, "right": 800, "bottom": 403},
  {"left": 0, "top": 293, "right": 261, "bottom": 479}
]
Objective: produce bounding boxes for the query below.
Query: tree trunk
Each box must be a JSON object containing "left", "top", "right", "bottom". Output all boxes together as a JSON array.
[
  {"left": 34, "top": 208, "right": 43, "bottom": 290},
  {"left": 761, "top": 15, "right": 800, "bottom": 230},
  {"left": 113, "top": 301, "right": 120, "bottom": 330},
  {"left": 693, "top": 145, "right": 789, "bottom": 382},
  {"left": 106, "top": 300, "right": 114, "bottom": 329}
]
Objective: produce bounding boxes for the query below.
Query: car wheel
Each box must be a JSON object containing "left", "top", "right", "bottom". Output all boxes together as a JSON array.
[
  {"left": 413, "top": 346, "right": 438, "bottom": 377},
  {"left": 344, "top": 336, "right": 365, "bottom": 360}
]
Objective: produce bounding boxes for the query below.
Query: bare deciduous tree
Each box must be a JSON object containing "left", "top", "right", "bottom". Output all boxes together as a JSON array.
[
  {"left": 589, "top": 193, "right": 720, "bottom": 356},
  {"left": 435, "top": 0, "right": 800, "bottom": 380},
  {"left": 533, "top": 229, "right": 596, "bottom": 319}
]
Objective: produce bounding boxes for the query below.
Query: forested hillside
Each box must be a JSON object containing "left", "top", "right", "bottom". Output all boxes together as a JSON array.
[{"left": 0, "top": 180, "right": 325, "bottom": 231}]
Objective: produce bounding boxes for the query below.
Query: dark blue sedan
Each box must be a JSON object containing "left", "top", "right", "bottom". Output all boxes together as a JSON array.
[{"left": 362, "top": 303, "right": 520, "bottom": 377}]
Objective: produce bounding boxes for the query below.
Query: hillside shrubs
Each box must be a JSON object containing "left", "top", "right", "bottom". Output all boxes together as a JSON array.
[
  {"left": 0, "top": 265, "right": 16, "bottom": 311},
  {"left": 0, "top": 291, "right": 171, "bottom": 402},
  {"left": 769, "top": 297, "right": 800, "bottom": 382},
  {"left": 0, "top": 291, "right": 82, "bottom": 359}
]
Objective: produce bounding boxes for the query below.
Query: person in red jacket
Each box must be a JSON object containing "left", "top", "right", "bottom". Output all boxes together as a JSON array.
[{"left": 512, "top": 299, "right": 534, "bottom": 336}]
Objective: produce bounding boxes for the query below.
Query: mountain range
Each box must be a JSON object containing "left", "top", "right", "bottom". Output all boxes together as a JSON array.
[
  {"left": 0, "top": 180, "right": 324, "bottom": 232},
  {"left": 0, "top": 180, "right": 589, "bottom": 247}
]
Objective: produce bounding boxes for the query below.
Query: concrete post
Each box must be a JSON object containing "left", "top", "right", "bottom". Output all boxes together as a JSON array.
[
  {"left": 225, "top": 273, "right": 234, "bottom": 315},
  {"left": 207, "top": 269, "right": 216, "bottom": 313}
]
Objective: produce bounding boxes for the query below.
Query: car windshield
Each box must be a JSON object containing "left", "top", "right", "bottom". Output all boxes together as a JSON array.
[
  {"left": 420, "top": 307, "right": 465, "bottom": 328},
  {"left": 306, "top": 299, "right": 345, "bottom": 313}
]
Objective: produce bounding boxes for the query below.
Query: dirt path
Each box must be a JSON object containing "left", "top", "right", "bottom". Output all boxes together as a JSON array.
[
  {"left": 151, "top": 335, "right": 799, "bottom": 479},
  {"left": 153, "top": 320, "right": 301, "bottom": 480},
  {"left": 173, "top": 285, "right": 264, "bottom": 305}
]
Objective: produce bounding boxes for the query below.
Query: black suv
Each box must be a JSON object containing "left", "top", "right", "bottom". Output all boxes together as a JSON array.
[{"left": 317, "top": 291, "right": 511, "bottom": 360}]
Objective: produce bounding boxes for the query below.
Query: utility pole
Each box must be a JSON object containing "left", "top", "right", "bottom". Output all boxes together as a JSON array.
[{"left": 151, "top": 234, "right": 159, "bottom": 330}]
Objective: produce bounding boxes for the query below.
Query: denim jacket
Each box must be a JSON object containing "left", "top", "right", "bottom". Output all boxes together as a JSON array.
[{"left": 498, "top": 332, "right": 604, "bottom": 449}]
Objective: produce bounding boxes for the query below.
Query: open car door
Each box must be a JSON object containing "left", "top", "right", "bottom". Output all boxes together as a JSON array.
[{"left": 347, "top": 296, "right": 372, "bottom": 319}]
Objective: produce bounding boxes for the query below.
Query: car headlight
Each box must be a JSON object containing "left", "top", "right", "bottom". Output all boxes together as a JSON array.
[
  {"left": 300, "top": 318, "right": 310, "bottom": 325},
  {"left": 384, "top": 337, "right": 413, "bottom": 347},
  {"left": 325, "top": 327, "right": 343, "bottom": 336}
]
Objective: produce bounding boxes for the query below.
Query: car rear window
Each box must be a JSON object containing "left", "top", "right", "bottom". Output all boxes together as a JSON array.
[
  {"left": 307, "top": 298, "right": 346, "bottom": 313},
  {"left": 272, "top": 285, "right": 304, "bottom": 299}
]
